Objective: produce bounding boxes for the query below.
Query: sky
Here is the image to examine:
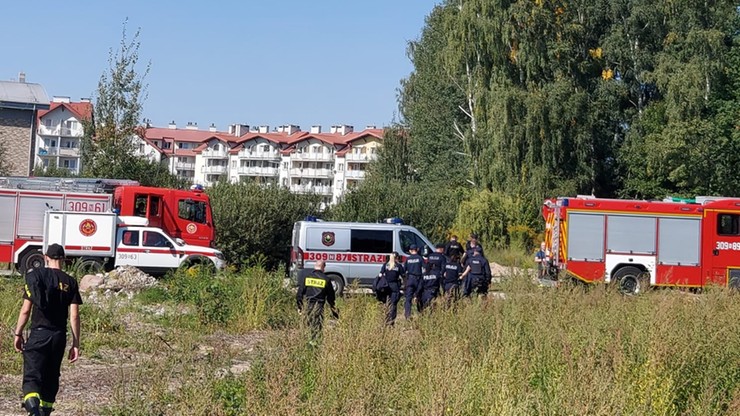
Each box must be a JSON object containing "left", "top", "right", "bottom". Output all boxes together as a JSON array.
[{"left": 0, "top": 0, "right": 440, "bottom": 132}]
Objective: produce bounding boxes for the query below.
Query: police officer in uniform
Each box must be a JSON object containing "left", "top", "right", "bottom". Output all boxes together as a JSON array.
[
  {"left": 418, "top": 245, "right": 446, "bottom": 311},
  {"left": 375, "top": 252, "right": 405, "bottom": 325},
  {"left": 444, "top": 235, "right": 464, "bottom": 259},
  {"left": 403, "top": 244, "right": 424, "bottom": 319},
  {"left": 13, "top": 244, "right": 82, "bottom": 416},
  {"left": 462, "top": 233, "right": 485, "bottom": 265},
  {"left": 461, "top": 246, "right": 492, "bottom": 297},
  {"left": 442, "top": 254, "right": 464, "bottom": 305},
  {"left": 296, "top": 260, "right": 339, "bottom": 340}
]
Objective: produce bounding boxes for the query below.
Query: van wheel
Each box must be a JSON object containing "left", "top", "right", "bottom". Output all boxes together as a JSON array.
[
  {"left": 614, "top": 266, "right": 649, "bottom": 295},
  {"left": 19, "top": 249, "right": 45, "bottom": 275},
  {"left": 327, "top": 273, "right": 345, "bottom": 297}
]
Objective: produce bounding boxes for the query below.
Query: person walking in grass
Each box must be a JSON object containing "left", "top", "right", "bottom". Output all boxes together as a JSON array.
[
  {"left": 296, "top": 260, "right": 339, "bottom": 341},
  {"left": 13, "top": 244, "right": 82, "bottom": 416},
  {"left": 374, "top": 252, "right": 405, "bottom": 325}
]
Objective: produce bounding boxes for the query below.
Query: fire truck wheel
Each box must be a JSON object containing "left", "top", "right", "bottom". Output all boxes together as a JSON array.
[
  {"left": 326, "top": 273, "right": 345, "bottom": 297},
  {"left": 613, "top": 266, "right": 648, "bottom": 295},
  {"left": 20, "top": 249, "right": 45, "bottom": 275},
  {"left": 79, "top": 258, "right": 104, "bottom": 275}
]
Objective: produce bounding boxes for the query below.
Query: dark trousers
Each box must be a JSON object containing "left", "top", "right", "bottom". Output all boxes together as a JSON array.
[
  {"left": 443, "top": 282, "right": 460, "bottom": 305},
  {"left": 404, "top": 276, "right": 421, "bottom": 319},
  {"left": 23, "top": 328, "right": 67, "bottom": 408},
  {"left": 463, "top": 275, "right": 489, "bottom": 297},
  {"left": 305, "top": 301, "right": 325, "bottom": 340},
  {"left": 419, "top": 289, "right": 439, "bottom": 311},
  {"left": 376, "top": 282, "right": 401, "bottom": 324}
]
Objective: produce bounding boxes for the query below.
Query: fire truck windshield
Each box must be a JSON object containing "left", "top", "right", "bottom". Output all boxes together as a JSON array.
[{"left": 178, "top": 199, "right": 207, "bottom": 224}]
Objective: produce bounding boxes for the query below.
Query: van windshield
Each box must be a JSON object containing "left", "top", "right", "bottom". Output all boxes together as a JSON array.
[{"left": 400, "top": 230, "right": 430, "bottom": 255}]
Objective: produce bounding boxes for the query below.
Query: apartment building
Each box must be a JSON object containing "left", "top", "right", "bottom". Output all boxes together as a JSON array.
[
  {"left": 0, "top": 76, "right": 50, "bottom": 176},
  {"left": 35, "top": 97, "right": 92, "bottom": 174},
  {"left": 138, "top": 123, "right": 383, "bottom": 205}
]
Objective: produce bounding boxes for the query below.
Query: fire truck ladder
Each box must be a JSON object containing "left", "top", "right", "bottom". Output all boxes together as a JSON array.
[
  {"left": 0, "top": 176, "right": 140, "bottom": 193},
  {"left": 551, "top": 205, "right": 561, "bottom": 267}
]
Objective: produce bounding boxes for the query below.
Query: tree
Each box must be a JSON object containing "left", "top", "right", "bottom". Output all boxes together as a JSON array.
[{"left": 80, "top": 21, "right": 181, "bottom": 187}]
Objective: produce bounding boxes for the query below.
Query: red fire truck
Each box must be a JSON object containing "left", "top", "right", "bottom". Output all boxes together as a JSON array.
[
  {"left": 543, "top": 195, "right": 740, "bottom": 294},
  {"left": 0, "top": 177, "right": 215, "bottom": 272}
]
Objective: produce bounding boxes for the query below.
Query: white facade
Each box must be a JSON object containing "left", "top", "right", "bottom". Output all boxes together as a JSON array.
[
  {"left": 140, "top": 124, "right": 382, "bottom": 205},
  {"left": 34, "top": 98, "right": 90, "bottom": 175}
]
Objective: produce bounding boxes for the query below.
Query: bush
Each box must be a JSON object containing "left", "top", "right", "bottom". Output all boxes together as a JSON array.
[
  {"left": 330, "top": 179, "right": 467, "bottom": 243},
  {"left": 207, "top": 181, "right": 323, "bottom": 269},
  {"left": 165, "top": 266, "right": 297, "bottom": 330}
]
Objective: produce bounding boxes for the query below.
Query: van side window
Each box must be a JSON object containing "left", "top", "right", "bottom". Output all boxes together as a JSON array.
[
  {"left": 351, "top": 230, "right": 393, "bottom": 253},
  {"left": 121, "top": 230, "right": 139, "bottom": 246},
  {"left": 718, "top": 214, "right": 740, "bottom": 236}
]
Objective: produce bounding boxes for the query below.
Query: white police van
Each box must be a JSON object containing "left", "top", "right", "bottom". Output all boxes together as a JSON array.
[{"left": 290, "top": 217, "right": 436, "bottom": 295}]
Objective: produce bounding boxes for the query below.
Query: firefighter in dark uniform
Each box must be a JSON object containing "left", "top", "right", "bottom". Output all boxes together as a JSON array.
[
  {"left": 296, "top": 260, "right": 339, "bottom": 341},
  {"left": 443, "top": 254, "right": 464, "bottom": 305},
  {"left": 403, "top": 244, "right": 424, "bottom": 319},
  {"left": 13, "top": 244, "right": 82, "bottom": 416},
  {"left": 374, "top": 252, "right": 405, "bottom": 325},
  {"left": 444, "top": 235, "right": 464, "bottom": 259},
  {"left": 419, "top": 245, "right": 446, "bottom": 311},
  {"left": 461, "top": 246, "right": 492, "bottom": 297}
]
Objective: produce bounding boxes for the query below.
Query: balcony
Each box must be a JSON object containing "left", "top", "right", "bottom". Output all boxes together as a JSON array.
[
  {"left": 38, "top": 147, "right": 80, "bottom": 157},
  {"left": 289, "top": 168, "right": 333, "bottom": 178},
  {"left": 238, "top": 150, "right": 280, "bottom": 160},
  {"left": 38, "top": 125, "right": 83, "bottom": 137},
  {"left": 290, "top": 184, "right": 333, "bottom": 195},
  {"left": 345, "top": 170, "right": 366, "bottom": 179},
  {"left": 345, "top": 152, "right": 377, "bottom": 162},
  {"left": 202, "top": 165, "right": 228, "bottom": 174},
  {"left": 237, "top": 166, "right": 279, "bottom": 176},
  {"left": 175, "top": 162, "right": 195, "bottom": 170},
  {"left": 201, "top": 148, "right": 228, "bottom": 158},
  {"left": 291, "top": 152, "right": 333, "bottom": 161}
]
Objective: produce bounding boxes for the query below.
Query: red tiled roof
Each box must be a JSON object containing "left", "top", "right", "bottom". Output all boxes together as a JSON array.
[
  {"left": 342, "top": 128, "right": 384, "bottom": 144},
  {"left": 144, "top": 127, "right": 235, "bottom": 143},
  {"left": 230, "top": 131, "right": 307, "bottom": 153},
  {"left": 37, "top": 101, "right": 93, "bottom": 124},
  {"left": 193, "top": 135, "right": 234, "bottom": 153}
]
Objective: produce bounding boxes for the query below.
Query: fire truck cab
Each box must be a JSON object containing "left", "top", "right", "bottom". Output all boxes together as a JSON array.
[{"left": 543, "top": 196, "right": 740, "bottom": 293}]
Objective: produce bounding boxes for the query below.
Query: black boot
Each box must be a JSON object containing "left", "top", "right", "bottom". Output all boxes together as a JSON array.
[
  {"left": 22, "top": 397, "right": 42, "bottom": 416},
  {"left": 40, "top": 407, "right": 53, "bottom": 416}
]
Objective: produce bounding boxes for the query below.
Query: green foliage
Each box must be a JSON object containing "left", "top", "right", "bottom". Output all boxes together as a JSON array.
[
  {"left": 207, "top": 181, "right": 322, "bottom": 269},
  {"left": 389, "top": 0, "right": 740, "bottom": 244},
  {"left": 330, "top": 179, "right": 467, "bottom": 244},
  {"left": 165, "top": 266, "right": 297, "bottom": 330}
]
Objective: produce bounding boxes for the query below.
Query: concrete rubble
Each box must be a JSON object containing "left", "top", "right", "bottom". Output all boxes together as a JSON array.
[{"left": 79, "top": 265, "right": 157, "bottom": 297}]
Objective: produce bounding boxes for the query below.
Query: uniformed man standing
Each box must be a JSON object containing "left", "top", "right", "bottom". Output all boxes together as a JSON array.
[
  {"left": 403, "top": 245, "right": 424, "bottom": 319},
  {"left": 442, "top": 254, "right": 464, "bottom": 305},
  {"left": 461, "top": 233, "right": 485, "bottom": 265},
  {"left": 296, "top": 260, "right": 339, "bottom": 340},
  {"left": 461, "top": 246, "right": 492, "bottom": 297},
  {"left": 444, "top": 235, "right": 464, "bottom": 259},
  {"left": 418, "top": 245, "right": 446, "bottom": 311},
  {"left": 13, "top": 244, "right": 82, "bottom": 416}
]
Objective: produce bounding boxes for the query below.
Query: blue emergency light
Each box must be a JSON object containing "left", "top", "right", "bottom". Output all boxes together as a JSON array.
[
  {"left": 385, "top": 217, "right": 404, "bottom": 224},
  {"left": 305, "top": 215, "right": 319, "bottom": 222}
]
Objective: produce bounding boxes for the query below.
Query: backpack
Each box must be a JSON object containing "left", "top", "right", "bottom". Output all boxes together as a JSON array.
[{"left": 374, "top": 271, "right": 390, "bottom": 292}]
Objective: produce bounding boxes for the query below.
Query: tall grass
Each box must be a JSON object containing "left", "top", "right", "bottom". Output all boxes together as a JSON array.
[{"left": 238, "top": 277, "right": 740, "bottom": 415}]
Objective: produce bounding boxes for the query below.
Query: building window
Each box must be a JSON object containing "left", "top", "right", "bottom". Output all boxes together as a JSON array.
[
  {"left": 178, "top": 142, "right": 184, "bottom": 149},
  {"left": 50, "top": 140, "right": 56, "bottom": 147},
  {"left": 338, "top": 164, "right": 344, "bottom": 171},
  {"left": 163, "top": 142, "right": 172, "bottom": 149},
  {"left": 261, "top": 144, "right": 270, "bottom": 152},
  {"left": 44, "top": 119, "right": 52, "bottom": 127},
  {"left": 213, "top": 143, "right": 220, "bottom": 151}
]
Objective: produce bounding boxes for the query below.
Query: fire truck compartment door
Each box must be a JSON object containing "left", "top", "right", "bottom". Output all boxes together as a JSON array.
[{"left": 707, "top": 211, "right": 740, "bottom": 286}]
